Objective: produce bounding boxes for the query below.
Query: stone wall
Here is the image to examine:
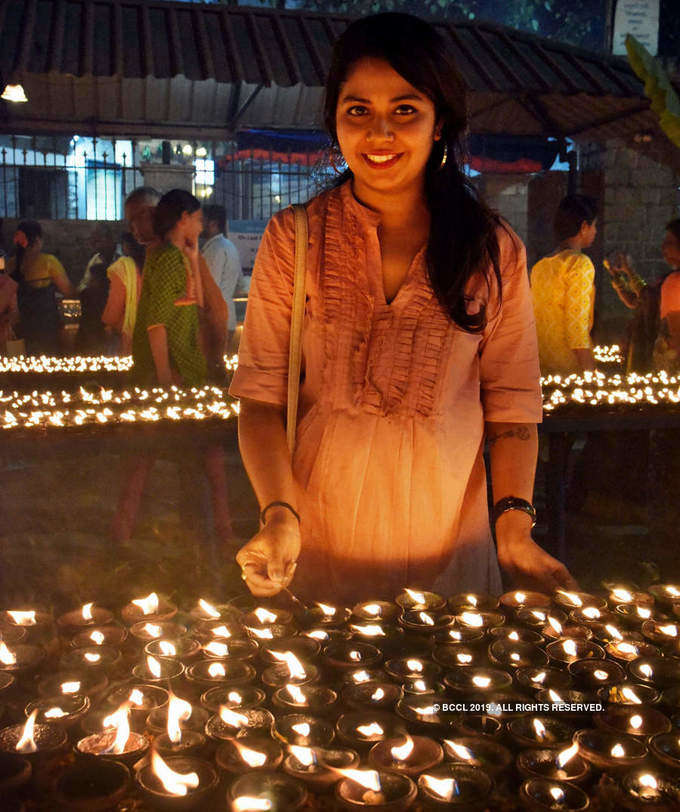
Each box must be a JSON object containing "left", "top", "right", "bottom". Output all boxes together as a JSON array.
[{"left": 476, "top": 174, "right": 529, "bottom": 246}]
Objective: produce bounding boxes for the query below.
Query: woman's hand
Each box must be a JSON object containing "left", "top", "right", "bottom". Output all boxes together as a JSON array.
[
  {"left": 236, "top": 510, "right": 301, "bottom": 597},
  {"left": 184, "top": 235, "right": 200, "bottom": 265},
  {"left": 497, "top": 533, "right": 579, "bottom": 593}
]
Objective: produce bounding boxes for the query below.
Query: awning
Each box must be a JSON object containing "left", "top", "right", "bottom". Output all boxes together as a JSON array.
[{"left": 0, "top": 0, "right": 677, "bottom": 167}]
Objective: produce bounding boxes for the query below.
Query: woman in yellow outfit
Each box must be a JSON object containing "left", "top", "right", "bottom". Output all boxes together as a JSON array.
[{"left": 102, "top": 232, "right": 144, "bottom": 354}]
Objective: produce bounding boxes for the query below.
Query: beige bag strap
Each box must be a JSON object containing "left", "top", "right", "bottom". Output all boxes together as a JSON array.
[{"left": 287, "top": 204, "right": 308, "bottom": 455}]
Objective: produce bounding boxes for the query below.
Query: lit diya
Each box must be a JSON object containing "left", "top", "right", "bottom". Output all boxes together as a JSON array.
[
  {"left": 594, "top": 704, "right": 671, "bottom": 738},
  {"left": 399, "top": 609, "right": 454, "bottom": 633},
  {"left": 553, "top": 591, "right": 606, "bottom": 612},
  {"left": 185, "top": 659, "right": 256, "bottom": 692},
  {"left": 620, "top": 770, "right": 680, "bottom": 810},
  {"left": 272, "top": 683, "right": 339, "bottom": 715},
  {"left": 395, "top": 696, "right": 452, "bottom": 733},
  {"left": 401, "top": 677, "right": 442, "bottom": 696},
  {"left": 258, "top": 635, "right": 320, "bottom": 664},
  {"left": 57, "top": 602, "right": 114, "bottom": 632},
  {"left": 649, "top": 583, "right": 680, "bottom": 611},
  {"left": 395, "top": 588, "right": 446, "bottom": 612},
  {"left": 517, "top": 742, "right": 590, "bottom": 785},
  {"left": 228, "top": 770, "right": 308, "bottom": 811},
  {"left": 614, "top": 602, "right": 660, "bottom": 628},
  {"left": 507, "top": 716, "right": 576, "bottom": 750},
  {"left": 568, "top": 658, "right": 627, "bottom": 688},
  {"left": 189, "top": 597, "right": 241, "bottom": 623},
  {"left": 283, "top": 744, "right": 360, "bottom": 793},
  {"left": 433, "top": 626, "right": 484, "bottom": 645},
  {"left": 516, "top": 666, "right": 573, "bottom": 694},
  {"left": 443, "top": 666, "right": 513, "bottom": 695},
  {"left": 76, "top": 701, "right": 149, "bottom": 766},
  {"left": 540, "top": 616, "right": 592, "bottom": 642},
  {"left": 628, "top": 656, "right": 680, "bottom": 689},
  {"left": 339, "top": 668, "right": 390, "bottom": 688},
  {"left": 191, "top": 618, "right": 247, "bottom": 641},
  {"left": 0, "top": 609, "right": 53, "bottom": 639},
  {"left": 199, "top": 686, "right": 266, "bottom": 714},
  {"left": 0, "top": 641, "right": 45, "bottom": 676},
  {"left": 24, "top": 694, "right": 90, "bottom": 728},
  {"left": 499, "top": 590, "right": 551, "bottom": 612},
  {"left": 130, "top": 620, "right": 187, "bottom": 645},
  {"left": 37, "top": 669, "right": 108, "bottom": 701},
  {"left": 384, "top": 657, "right": 440, "bottom": 682},
  {"left": 649, "top": 731, "right": 680, "bottom": 770},
  {"left": 450, "top": 714, "right": 503, "bottom": 739},
  {"left": 488, "top": 625, "right": 544, "bottom": 644},
  {"left": 351, "top": 601, "right": 401, "bottom": 624},
  {"left": 149, "top": 694, "right": 208, "bottom": 759},
  {"left": 574, "top": 729, "right": 647, "bottom": 772},
  {"left": 605, "top": 638, "right": 660, "bottom": 664},
  {"left": 488, "top": 639, "right": 549, "bottom": 669},
  {"left": 204, "top": 705, "right": 274, "bottom": 742},
  {"left": 304, "top": 602, "right": 351, "bottom": 628},
  {"left": 0, "top": 709, "right": 68, "bottom": 762},
  {"left": 273, "top": 713, "right": 335, "bottom": 747},
  {"left": 545, "top": 638, "right": 604, "bottom": 666},
  {"left": 454, "top": 610, "right": 504, "bottom": 631},
  {"left": 519, "top": 777, "right": 589, "bottom": 811},
  {"left": 146, "top": 637, "right": 202, "bottom": 662},
  {"left": 442, "top": 735, "right": 513, "bottom": 778},
  {"left": 536, "top": 688, "right": 601, "bottom": 715},
  {"left": 605, "top": 586, "right": 654, "bottom": 609},
  {"left": 417, "top": 764, "right": 492, "bottom": 810},
  {"left": 517, "top": 607, "right": 567, "bottom": 630},
  {"left": 61, "top": 645, "right": 121, "bottom": 672},
  {"left": 199, "top": 637, "right": 258, "bottom": 662},
  {"left": 432, "top": 644, "right": 485, "bottom": 669},
  {"left": 336, "top": 711, "right": 406, "bottom": 751},
  {"left": 147, "top": 703, "right": 211, "bottom": 738},
  {"left": 369, "top": 733, "right": 443, "bottom": 778},
  {"left": 136, "top": 750, "right": 219, "bottom": 811},
  {"left": 261, "top": 650, "right": 319, "bottom": 688},
  {"left": 335, "top": 767, "right": 417, "bottom": 810},
  {"left": 343, "top": 682, "right": 403, "bottom": 712},
  {"left": 102, "top": 684, "right": 169, "bottom": 730},
  {"left": 304, "top": 627, "right": 352, "bottom": 643},
  {"left": 216, "top": 735, "right": 283, "bottom": 773},
  {"left": 447, "top": 592, "right": 499, "bottom": 613},
  {"left": 570, "top": 605, "right": 617, "bottom": 627},
  {"left": 121, "top": 592, "right": 177, "bottom": 625},
  {"left": 588, "top": 621, "right": 636, "bottom": 645},
  {"left": 324, "top": 641, "right": 383, "bottom": 671},
  {"left": 641, "top": 619, "right": 680, "bottom": 648},
  {"left": 596, "top": 682, "right": 660, "bottom": 705},
  {"left": 132, "top": 654, "right": 184, "bottom": 683},
  {"left": 242, "top": 606, "right": 294, "bottom": 631},
  {"left": 70, "top": 624, "right": 128, "bottom": 649}
]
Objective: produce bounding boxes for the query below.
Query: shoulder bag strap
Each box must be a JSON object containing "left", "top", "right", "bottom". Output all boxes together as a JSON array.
[{"left": 287, "top": 204, "right": 308, "bottom": 455}]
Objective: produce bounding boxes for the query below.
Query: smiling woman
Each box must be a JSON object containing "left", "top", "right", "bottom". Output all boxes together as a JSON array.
[{"left": 230, "top": 13, "right": 577, "bottom": 604}]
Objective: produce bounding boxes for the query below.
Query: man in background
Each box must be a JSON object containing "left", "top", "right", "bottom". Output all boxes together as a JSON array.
[
  {"left": 201, "top": 204, "right": 242, "bottom": 353},
  {"left": 79, "top": 223, "right": 120, "bottom": 292}
]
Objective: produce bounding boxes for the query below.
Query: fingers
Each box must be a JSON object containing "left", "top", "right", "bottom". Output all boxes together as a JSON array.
[{"left": 241, "top": 565, "right": 284, "bottom": 598}]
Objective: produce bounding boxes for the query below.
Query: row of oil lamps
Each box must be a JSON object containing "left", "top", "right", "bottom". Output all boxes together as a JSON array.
[
  {"left": 0, "top": 354, "right": 239, "bottom": 375},
  {"left": 1, "top": 585, "right": 680, "bottom": 810}
]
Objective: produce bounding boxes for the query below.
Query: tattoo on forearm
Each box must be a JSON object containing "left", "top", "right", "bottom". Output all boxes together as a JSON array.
[{"left": 486, "top": 426, "right": 531, "bottom": 448}]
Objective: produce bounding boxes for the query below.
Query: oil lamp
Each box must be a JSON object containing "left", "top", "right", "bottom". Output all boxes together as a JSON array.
[
  {"left": 553, "top": 591, "right": 606, "bottom": 612},
  {"left": 384, "top": 656, "right": 440, "bottom": 682},
  {"left": 614, "top": 602, "right": 660, "bottom": 628},
  {"left": 305, "top": 627, "right": 351, "bottom": 643},
  {"left": 606, "top": 586, "right": 653, "bottom": 610},
  {"left": 343, "top": 682, "right": 403, "bottom": 711},
  {"left": 261, "top": 650, "right": 319, "bottom": 688},
  {"left": 324, "top": 641, "right": 383, "bottom": 671},
  {"left": 567, "top": 658, "right": 626, "bottom": 688},
  {"left": 185, "top": 658, "right": 256, "bottom": 693},
  {"left": 121, "top": 592, "right": 177, "bottom": 625},
  {"left": 136, "top": 750, "right": 219, "bottom": 810},
  {"left": 0, "top": 641, "right": 45, "bottom": 677},
  {"left": 335, "top": 767, "right": 417, "bottom": 810},
  {"left": 507, "top": 716, "right": 575, "bottom": 749},
  {"left": 71, "top": 624, "right": 128, "bottom": 649},
  {"left": 628, "top": 656, "right": 680, "bottom": 689},
  {"left": 588, "top": 621, "right": 634, "bottom": 645},
  {"left": 369, "top": 733, "right": 443, "bottom": 777},
  {"left": 37, "top": 669, "right": 108, "bottom": 701},
  {"left": 145, "top": 637, "right": 202, "bottom": 662},
  {"left": 546, "top": 638, "right": 604, "bottom": 666},
  {"left": 454, "top": 610, "right": 504, "bottom": 631},
  {"left": 76, "top": 702, "right": 150, "bottom": 765},
  {"left": 57, "top": 602, "right": 114, "bottom": 632},
  {"left": 258, "top": 635, "right": 320, "bottom": 664},
  {"left": 283, "top": 744, "right": 359, "bottom": 793},
  {"left": 394, "top": 696, "right": 452, "bottom": 734},
  {"left": 649, "top": 583, "right": 680, "bottom": 611},
  {"left": 641, "top": 620, "right": 680, "bottom": 648},
  {"left": 199, "top": 686, "right": 266, "bottom": 714},
  {"left": 61, "top": 644, "right": 121, "bottom": 672},
  {"left": 54, "top": 759, "right": 130, "bottom": 810},
  {"left": 336, "top": 711, "right": 405, "bottom": 751},
  {"left": 444, "top": 666, "right": 513, "bottom": 694},
  {"left": 596, "top": 682, "right": 659, "bottom": 705},
  {"left": 401, "top": 677, "right": 442, "bottom": 696},
  {"left": 228, "top": 770, "right": 308, "bottom": 811},
  {"left": 488, "top": 639, "right": 549, "bottom": 669},
  {"left": 205, "top": 705, "right": 274, "bottom": 742},
  {"left": 574, "top": 729, "right": 647, "bottom": 772},
  {"left": 433, "top": 626, "right": 484, "bottom": 645},
  {"left": 0, "top": 709, "right": 68, "bottom": 762},
  {"left": 272, "top": 682, "right": 339, "bottom": 715},
  {"left": 516, "top": 666, "right": 572, "bottom": 694},
  {"left": 352, "top": 601, "right": 400, "bottom": 624},
  {"left": 519, "top": 777, "right": 589, "bottom": 811},
  {"left": 273, "top": 713, "right": 335, "bottom": 747},
  {"left": 541, "top": 616, "right": 592, "bottom": 642},
  {"left": 24, "top": 695, "right": 90, "bottom": 729},
  {"left": 152, "top": 694, "right": 207, "bottom": 759},
  {"left": 499, "top": 590, "right": 551, "bottom": 612},
  {"left": 1, "top": 609, "right": 53, "bottom": 640},
  {"left": 594, "top": 704, "right": 671, "bottom": 738},
  {"left": 536, "top": 688, "right": 600, "bottom": 715},
  {"left": 191, "top": 618, "right": 246, "bottom": 641},
  {"left": 132, "top": 654, "right": 184, "bottom": 683},
  {"left": 447, "top": 593, "right": 498, "bottom": 613},
  {"left": 517, "top": 607, "right": 567, "bottom": 630},
  {"left": 130, "top": 620, "right": 187, "bottom": 644},
  {"left": 442, "top": 736, "right": 512, "bottom": 778},
  {"left": 395, "top": 588, "right": 445, "bottom": 612},
  {"left": 146, "top": 704, "right": 211, "bottom": 738},
  {"left": 399, "top": 609, "right": 454, "bottom": 633},
  {"left": 620, "top": 770, "right": 680, "bottom": 810},
  {"left": 200, "top": 637, "right": 258, "bottom": 661},
  {"left": 649, "top": 731, "right": 680, "bottom": 770},
  {"left": 242, "top": 606, "right": 293, "bottom": 630},
  {"left": 216, "top": 735, "right": 283, "bottom": 772},
  {"left": 450, "top": 714, "right": 503, "bottom": 738},
  {"left": 104, "top": 684, "right": 169, "bottom": 730},
  {"left": 516, "top": 742, "right": 590, "bottom": 785},
  {"left": 304, "top": 602, "right": 351, "bottom": 628},
  {"left": 432, "top": 644, "right": 485, "bottom": 669},
  {"left": 605, "top": 638, "right": 659, "bottom": 664},
  {"left": 570, "top": 605, "right": 616, "bottom": 627},
  {"left": 189, "top": 598, "right": 240, "bottom": 623},
  {"left": 340, "top": 668, "right": 389, "bottom": 687},
  {"left": 417, "top": 764, "right": 492, "bottom": 810},
  {"left": 489, "top": 625, "right": 544, "bottom": 644}
]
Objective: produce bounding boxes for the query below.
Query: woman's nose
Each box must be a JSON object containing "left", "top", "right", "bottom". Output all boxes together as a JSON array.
[{"left": 367, "top": 116, "right": 394, "bottom": 141}]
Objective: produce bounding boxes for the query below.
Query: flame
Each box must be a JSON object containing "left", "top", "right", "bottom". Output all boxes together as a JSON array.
[
  {"left": 612, "top": 588, "right": 633, "bottom": 603},
  {"left": 457, "top": 653, "right": 473, "bottom": 664},
  {"left": 159, "top": 641, "right": 177, "bottom": 657},
  {"left": 285, "top": 684, "right": 307, "bottom": 704},
  {"left": 594, "top": 669, "right": 609, "bottom": 681},
  {"left": 422, "top": 775, "right": 458, "bottom": 800},
  {"left": 557, "top": 590, "right": 582, "bottom": 607},
  {"left": 533, "top": 718, "right": 547, "bottom": 740},
  {"left": 205, "top": 641, "right": 229, "bottom": 657},
  {"left": 129, "top": 689, "right": 144, "bottom": 706},
  {"left": 616, "top": 643, "right": 639, "bottom": 656},
  {"left": 318, "top": 603, "right": 336, "bottom": 617},
  {"left": 605, "top": 624, "right": 623, "bottom": 641},
  {"left": 630, "top": 714, "right": 643, "bottom": 730},
  {"left": 583, "top": 607, "right": 600, "bottom": 619},
  {"left": 549, "top": 689, "right": 564, "bottom": 702},
  {"left": 338, "top": 769, "right": 381, "bottom": 791},
  {"left": 211, "top": 625, "right": 231, "bottom": 638},
  {"left": 233, "top": 799, "right": 272, "bottom": 812},
  {"left": 167, "top": 695, "right": 192, "bottom": 744},
  {"left": 637, "top": 607, "right": 652, "bottom": 619},
  {"left": 289, "top": 744, "right": 315, "bottom": 767},
  {"left": 151, "top": 750, "right": 199, "bottom": 796},
  {"left": 445, "top": 740, "right": 474, "bottom": 761},
  {"left": 233, "top": 740, "right": 267, "bottom": 767},
  {"left": 640, "top": 774, "right": 658, "bottom": 789},
  {"left": 198, "top": 599, "right": 220, "bottom": 618},
  {"left": 548, "top": 617, "right": 563, "bottom": 635},
  {"left": 448, "top": 630, "right": 463, "bottom": 641},
  {"left": 508, "top": 630, "right": 520, "bottom": 641},
  {"left": 81, "top": 603, "right": 94, "bottom": 620},
  {"left": 371, "top": 687, "right": 385, "bottom": 701},
  {"left": 460, "top": 611, "right": 484, "bottom": 627},
  {"left": 147, "top": 656, "right": 162, "bottom": 678},
  {"left": 0, "top": 641, "right": 17, "bottom": 665},
  {"left": 61, "top": 681, "right": 81, "bottom": 694},
  {"left": 390, "top": 735, "right": 414, "bottom": 761},
  {"left": 292, "top": 722, "right": 311, "bottom": 737},
  {"left": 349, "top": 650, "right": 362, "bottom": 661},
  {"left": 270, "top": 651, "right": 307, "bottom": 680},
  {"left": 665, "top": 586, "right": 680, "bottom": 598},
  {"left": 414, "top": 704, "right": 437, "bottom": 716},
  {"left": 639, "top": 663, "right": 654, "bottom": 678},
  {"left": 307, "top": 630, "right": 328, "bottom": 640},
  {"left": 622, "top": 687, "right": 642, "bottom": 704},
  {"left": 412, "top": 679, "right": 427, "bottom": 692},
  {"left": 611, "top": 743, "right": 625, "bottom": 757},
  {"left": 405, "top": 589, "right": 426, "bottom": 606},
  {"left": 418, "top": 611, "right": 435, "bottom": 626},
  {"left": 514, "top": 591, "right": 527, "bottom": 603},
  {"left": 102, "top": 704, "right": 131, "bottom": 754},
  {"left": 7, "top": 610, "right": 36, "bottom": 626},
  {"left": 659, "top": 624, "right": 678, "bottom": 637},
  {"left": 356, "top": 722, "right": 384, "bottom": 737},
  {"left": 562, "top": 639, "right": 578, "bottom": 657},
  {"left": 531, "top": 610, "right": 547, "bottom": 621},
  {"left": 557, "top": 742, "right": 579, "bottom": 767},
  {"left": 219, "top": 706, "right": 249, "bottom": 728},
  {"left": 90, "top": 630, "right": 105, "bottom": 645},
  {"left": 406, "top": 659, "right": 423, "bottom": 673},
  {"left": 143, "top": 623, "right": 162, "bottom": 638},
  {"left": 510, "top": 652, "right": 521, "bottom": 662},
  {"left": 248, "top": 627, "right": 273, "bottom": 640},
  {"left": 353, "top": 670, "right": 371, "bottom": 683},
  {"left": 363, "top": 604, "right": 382, "bottom": 616},
  {"left": 44, "top": 707, "right": 68, "bottom": 719},
  {"left": 253, "top": 608, "right": 277, "bottom": 624},
  {"left": 466, "top": 594, "right": 478, "bottom": 606},
  {"left": 132, "top": 592, "right": 159, "bottom": 616},
  {"left": 550, "top": 787, "right": 565, "bottom": 802},
  {"left": 227, "top": 691, "right": 242, "bottom": 704},
  {"left": 531, "top": 671, "right": 547, "bottom": 684},
  {"left": 16, "top": 710, "right": 38, "bottom": 753},
  {"left": 472, "top": 675, "right": 491, "bottom": 688},
  {"left": 351, "top": 624, "right": 385, "bottom": 637},
  {"left": 84, "top": 652, "right": 101, "bottom": 663}
]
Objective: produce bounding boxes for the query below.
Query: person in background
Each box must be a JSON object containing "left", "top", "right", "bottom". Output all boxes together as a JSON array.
[
  {"left": 201, "top": 204, "right": 242, "bottom": 354},
  {"left": 101, "top": 232, "right": 144, "bottom": 354},
  {"left": 76, "top": 255, "right": 111, "bottom": 354},
  {"left": 530, "top": 194, "right": 598, "bottom": 375},
  {"left": 0, "top": 251, "right": 18, "bottom": 355},
  {"left": 8, "top": 220, "right": 76, "bottom": 354},
  {"left": 652, "top": 218, "right": 680, "bottom": 371},
  {"left": 79, "top": 224, "right": 120, "bottom": 292}
]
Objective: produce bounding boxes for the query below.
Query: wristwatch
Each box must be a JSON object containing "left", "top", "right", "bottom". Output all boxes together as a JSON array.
[{"left": 492, "top": 496, "right": 537, "bottom": 528}]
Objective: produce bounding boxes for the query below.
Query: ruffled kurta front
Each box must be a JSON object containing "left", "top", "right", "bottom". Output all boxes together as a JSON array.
[{"left": 229, "top": 181, "right": 542, "bottom": 604}]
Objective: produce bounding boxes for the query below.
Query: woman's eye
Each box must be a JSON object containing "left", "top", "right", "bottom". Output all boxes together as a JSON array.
[
  {"left": 395, "top": 104, "right": 416, "bottom": 115},
  {"left": 347, "top": 105, "right": 368, "bottom": 116}
]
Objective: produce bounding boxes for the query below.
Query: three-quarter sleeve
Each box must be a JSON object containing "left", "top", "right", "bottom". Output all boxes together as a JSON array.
[
  {"left": 565, "top": 255, "right": 595, "bottom": 349},
  {"left": 479, "top": 228, "right": 543, "bottom": 423},
  {"left": 228, "top": 207, "right": 296, "bottom": 406}
]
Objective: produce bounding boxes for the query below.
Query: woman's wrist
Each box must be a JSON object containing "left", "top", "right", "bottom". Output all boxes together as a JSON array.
[{"left": 260, "top": 501, "right": 300, "bottom": 527}]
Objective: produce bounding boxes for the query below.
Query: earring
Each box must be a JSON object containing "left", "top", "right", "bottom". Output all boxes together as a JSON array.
[
  {"left": 329, "top": 147, "right": 345, "bottom": 176},
  {"left": 438, "top": 142, "right": 448, "bottom": 171}
]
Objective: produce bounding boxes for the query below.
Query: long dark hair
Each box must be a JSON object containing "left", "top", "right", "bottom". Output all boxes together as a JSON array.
[
  {"left": 667, "top": 218, "right": 680, "bottom": 243},
  {"left": 13, "top": 220, "right": 42, "bottom": 279},
  {"left": 153, "top": 189, "right": 200, "bottom": 240},
  {"left": 323, "top": 13, "right": 504, "bottom": 331},
  {"left": 554, "top": 194, "right": 598, "bottom": 242}
]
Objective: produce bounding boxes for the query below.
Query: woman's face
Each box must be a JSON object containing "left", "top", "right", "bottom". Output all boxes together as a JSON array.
[
  {"left": 335, "top": 57, "right": 440, "bottom": 198},
  {"left": 181, "top": 209, "right": 203, "bottom": 243},
  {"left": 662, "top": 229, "right": 680, "bottom": 269}
]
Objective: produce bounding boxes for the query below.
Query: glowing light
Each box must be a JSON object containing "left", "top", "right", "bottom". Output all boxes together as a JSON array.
[
  {"left": 422, "top": 775, "right": 457, "bottom": 800},
  {"left": 353, "top": 670, "right": 371, "bottom": 683},
  {"left": 1, "top": 84, "right": 28, "bottom": 103},
  {"left": 338, "top": 769, "right": 381, "bottom": 791},
  {"left": 640, "top": 774, "right": 658, "bottom": 790},
  {"left": 61, "top": 681, "right": 80, "bottom": 694},
  {"left": 317, "top": 603, "right": 336, "bottom": 617},
  {"left": 253, "top": 608, "right": 277, "bottom": 624},
  {"left": 132, "top": 592, "right": 159, "bottom": 616},
  {"left": 531, "top": 671, "right": 547, "bottom": 684},
  {"left": 472, "top": 675, "right": 491, "bottom": 688},
  {"left": 292, "top": 722, "right": 311, "bottom": 737},
  {"left": 557, "top": 591, "right": 582, "bottom": 607},
  {"left": 219, "top": 706, "right": 249, "bottom": 728},
  {"left": 211, "top": 625, "right": 231, "bottom": 638},
  {"left": 289, "top": 745, "right": 315, "bottom": 767},
  {"left": 307, "top": 630, "right": 328, "bottom": 640},
  {"left": 550, "top": 787, "right": 565, "bottom": 802},
  {"left": 371, "top": 687, "right": 385, "bottom": 701},
  {"left": 630, "top": 714, "right": 643, "bottom": 730},
  {"left": 406, "top": 659, "right": 423, "bottom": 673},
  {"left": 390, "top": 735, "right": 414, "bottom": 761},
  {"left": 548, "top": 617, "right": 563, "bottom": 635},
  {"left": 129, "top": 689, "right": 144, "bottom": 706},
  {"left": 583, "top": 607, "right": 600, "bottom": 619},
  {"left": 349, "top": 650, "right": 362, "bottom": 661},
  {"left": 508, "top": 630, "right": 520, "bottom": 641},
  {"left": 605, "top": 624, "right": 623, "bottom": 640},
  {"left": 233, "top": 740, "right": 267, "bottom": 767},
  {"left": 15, "top": 710, "right": 38, "bottom": 753},
  {"left": 102, "top": 704, "right": 131, "bottom": 754},
  {"left": 151, "top": 750, "right": 199, "bottom": 796},
  {"left": 460, "top": 612, "right": 484, "bottom": 627},
  {"left": 7, "top": 610, "right": 36, "bottom": 626},
  {"left": 639, "top": 663, "right": 654, "bottom": 679},
  {"left": 351, "top": 624, "right": 385, "bottom": 637},
  {"left": 412, "top": 679, "right": 428, "bottom": 692},
  {"left": 510, "top": 652, "right": 521, "bottom": 662},
  {"left": 665, "top": 586, "right": 680, "bottom": 598},
  {"left": 147, "top": 656, "right": 162, "bottom": 678},
  {"left": 637, "top": 606, "right": 652, "bottom": 619},
  {"left": 0, "top": 642, "right": 17, "bottom": 664},
  {"left": 457, "top": 653, "right": 473, "bottom": 664},
  {"left": 466, "top": 595, "right": 478, "bottom": 606},
  {"left": 616, "top": 643, "right": 639, "bottom": 656},
  {"left": 82, "top": 603, "right": 94, "bottom": 620},
  {"left": 248, "top": 627, "right": 273, "bottom": 640},
  {"left": 549, "top": 689, "right": 564, "bottom": 702},
  {"left": 514, "top": 592, "right": 527, "bottom": 603},
  {"left": 594, "top": 669, "right": 609, "bottom": 681},
  {"left": 356, "top": 722, "right": 384, "bottom": 737},
  {"left": 531, "top": 610, "right": 547, "bottom": 621},
  {"left": 198, "top": 599, "right": 220, "bottom": 618},
  {"left": 159, "top": 641, "right": 177, "bottom": 657},
  {"left": 232, "top": 799, "right": 271, "bottom": 812},
  {"left": 227, "top": 691, "right": 242, "bottom": 704},
  {"left": 44, "top": 707, "right": 68, "bottom": 719},
  {"left": 90, "top": 630, "right": 105, "bottom": 646},
  {"left": 167, "top": 695, "right": 192, "bottom": 744},
  {"left": 419, "top": 612, "right": 435, "bottom": 626},
  {"left": 84, "top": 652, "right": 101, "bottom": 663},
  {"left": 659, "top": 624, "right": 678, "bottom": 637},
  {"left": 445, "top": 741, "right": 474, "bottom": 761},
  {"left": 270, "top": 650, "right": 306, "bottom": 680},
  {"left": 533, "top": 718, "right": 547, "bottom": 741},
  {"left": 404, "top": 589, "right": 426, "bottom": 607},
  {"left": 208, "top": 663, "right": 227, "bottom": 678},
  {"left": 205, "top": 641, "right": 229, "bottom": 657},
  {"left": 143, "top": 623, "right": 162, "bottom": 638},
  {"left": 363, "top": 604, "right": 382, "bottom": 616},
  {"left": 622, "top": 687, "right": 642, "bottom": 703},
  {"left": 557, "top": 743, "right": 579, "bottom": 768},
  {"left": 413, "top": 704, "right": 437, "bottom": 716},
  {"left": 611, "top": 743, "right": 625, "bottom": 757},
  {"left": 562, "top": 639, "right": 578, "bottom": 657},
  {"left": 285, "top": 685, "right": 307, "bottom": 704}
]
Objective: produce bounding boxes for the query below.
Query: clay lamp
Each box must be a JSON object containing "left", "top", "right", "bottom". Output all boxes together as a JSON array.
[
  {"left": 369, "top": 732, "right": 443, "bottom": 778},
  {"left": 104, "top": 684, "right": 169, "bottom": 730},
  {"left": 597, "top": 682, "right": 660, "bottom": 705},
  {"left": 594, "top": 704, "right": 671, "bottom": 738},
  {"left": 38, "top": 670, "right": 108, "bottom": 702},
  {"left": 261, "top": 650, "right": 319, "bottom": 689},
  {"left": 553, "top": 591, "right": 606, "bottom": 612},
  {"left": 546, "top": 638, "right": 604, "bottom": 667},
  {"left": 272, "top": 682, "right": 339, "bottom": 715},
  {"left": 614, "top": 603, "right": 660, "bottom": 629},
  {"left": 570, "top": 605, "right": 617, "bottom": 627},
  {"left": 205, "top": 705, "right": 274, "bottom": 743},
  {"left": 149, "top": 694, "right": 207, "bottom": 759},
  {"left": 567, "top": 658, "right": 626, "bottom": 689},
  {"left": 516, "top": 666, "right": 572, "bottom": 694},
  {"left": 130, "top": 620, "right": 187, "bottom": 646},
  {"left": 399, "top": 610, "right": 454, "bottom": 634},
  {"left": 384, "top": 657, "right": 440, "bottom": 682},
  {"left": 417, "top": 765, "right": 492, "bottom": 811},
  {"left": 274, "top": 713, "right": 335, "bottom": 747},
  {"left": 335, "top": 767, "right": 417, "bottom": 811},
  {"left": 136, "top": 749, "right": 219, "bottom": 811},
  {"left": 71, "top": 624, "right": 128, "bottom": 649},
  {"left": 641, "top": 620, "right": 680, "bottom": 649},
  {"left": 228, "top": 770, "right": 308, "bottom": 811},
  {"left": 450, "top": 714, "right": 503, "bottom": 739},
  {"left": 628, "top": 656, "right": 680, "bottom": 689},
  {"left": 200, "top": 686, "right": 266, "bottom": 714},
  {"left": 499, "top": 590, "right": 551, "bottom": 613},
  {"left": 349, "top": 623, "right": 406, "bottom": 657},
  {"left": 260, "top": 634, "right": 319, "bottom": 661},
  {"left": 0, "top": 709, "right": 68, "bottom": 763},
  {"left": 186, "top": 659, "right": 256, "bottom": 693},
  {"left": 199, "top": 637, "right": 258, "bottom": 663},
  {"left": 146, "top": 637, "right": 202, "bottom": 663},
  {"left": 540, "top": 616, "right": 592, "bottom": 642},
  {"left": 606, "top": 638, "right": 660, "bottom": 664},
  {"left": 243, "top": 606, "right": 293, "bottom": 631},
  {"left": 444, "top": 666, "right": 513, "bottom": 695},
  {"left": 489, "top": 625, "right": 544, "bottom": 644},
  {"left": 304, "top": 602, "right": 351, "bottom": 628},
  {"left": 536, "top": 688, "right": 600, "bottom": 715},
  {"left": 519, "top": 778, "right": 589, "bottom": 811},
  {"left": 588, "top": 621, "right": 636, "bottom": 646},
  {"left": 352, "top": 601, "right": 400, "bottom": 624},
  {"left": 488, "top": 639, "right": 548, "bottom": 670},
  {"left": 324, "top": 641, "right": 383, "bottom": 671},
  {"left": 442, "top": 735, "right": 513, "bottom": 778},
  {"left": 61, "top": 645, "right": 121, "bottom": 673},
  {"left": 191, "top": 618, "right": 246, "bottom": 642},
  {"left": 189, "top": 597, "right": 241, "bottom": 623},
  {"left": 649, "top": 584, "right": 680, "bottom": 612},
  {"left": 0, "top": 752, "right": 31, "bottom": 795},
  {"left": 433, "top": 626, "right": 484, "bottom": 646},
  {"left": 516, "top": 607, "right": 566, "bottom": 630},
  {"left": 121, "top": 592, "right": 177, "bottom": 625},
  {"left": 447, "top": 593, "right": 499, "bottom": 613},
  {"left": 401, "top": 677, "right": 443, "bottom": 696},
  {"left": 432, "top": 644, "right": 485, "bottom": 669},
  {"left": 454, "top": 610, "right": 504, "bottom": 632},
  {"left": 283, "top": 744, "right": 359, "bottom": 793},
  {"left": 396, "top": 588, "right": 445, "bottom": 613},
  {"left": 574, "top": 729, "right": 647, "bottom": 772},
  {"left": 216, "top": 735, "right": 283, "bottom": 773},
  {"left": 604, "top": 586, "right": 651, "bottom": 608},
  {"left": 132, "top": 654, "right": 184, "bottom": 684},
  {"left": 147, "top": 704, "right": 210, "bottom": 738},
  {"left": 0, "top": 609, "right": 53, "bottom": 642},
  {"left": 24, "top": 695, "right": 90, "bottom": 729},
  {"left": 336, "top": 711, "right": 405, "bottom": 752},
  {"left": 517, "top": 742, "right": 590, "bottom": 786},
  {"left": 508, "top": 716, "right": 575, "bottom": 750},
  {"left": 343, "top": 683, "right": 403, "bottom": 712},
  {"left": 394, "top": 696, "right": 452, "bottom": 735},
  {"left": 0, "top": 640, "right": 45, "bottom": 677},
  {"left": 57, "top": 602, "right": 114, "bottom": 634},
  {"left": 75, "top": 702, "right": 149, "bottom": 766},
  {"left": 53, "top": 758, "right": 130, "bottom": 810},
  {"left": 0, "top": 625, "right": 26, "bottom": 647},
  {"left": 340, "top": 668, "right": 390, "bottom": 688},
  {"left": 649, "top": 731, "right": 680, "bottom": 770},
  {"left": 620, "top": 770, "right": 680, "bottom": 810},
  {"left": 0, "top": 672, "right": 14, "bottom": 697},
  {"left": 304, "top": 627, "right": 352, "bottom": 644}
]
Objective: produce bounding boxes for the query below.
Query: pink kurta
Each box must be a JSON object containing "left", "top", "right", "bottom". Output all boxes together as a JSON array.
[{"left": 230, "top": 181, "right": 542, "bottom": 604}]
